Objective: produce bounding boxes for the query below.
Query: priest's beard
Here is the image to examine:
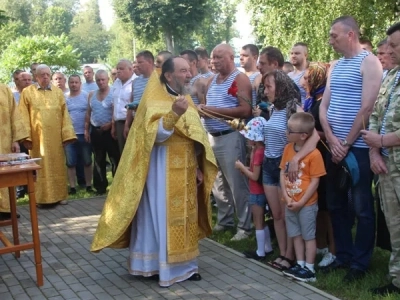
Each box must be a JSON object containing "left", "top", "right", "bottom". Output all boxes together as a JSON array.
[{"left": 173, "top": 76, "right": 192, "bottom": 95}]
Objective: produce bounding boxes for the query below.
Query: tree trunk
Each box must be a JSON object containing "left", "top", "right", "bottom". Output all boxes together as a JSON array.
[{"left": 164, "top": 31, "right": 175, "bottom": 54}]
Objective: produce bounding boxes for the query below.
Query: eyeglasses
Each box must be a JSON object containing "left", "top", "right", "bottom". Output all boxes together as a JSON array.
[{"left": 286, "top": 128, "right": 307, "bottom": 135}]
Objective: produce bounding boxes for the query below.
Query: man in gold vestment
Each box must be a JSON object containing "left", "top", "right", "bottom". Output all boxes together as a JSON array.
[
  {"left": 91, "top": 57, "right": 218, "bottom": 287},
  {"left": 19, "top": 65, "right": 76, "bottom": 206},
  {"left": 0, "top": 84, "right": 29, "bottom": 220}
]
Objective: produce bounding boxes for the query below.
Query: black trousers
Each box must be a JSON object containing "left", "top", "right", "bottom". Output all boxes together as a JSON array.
[{"left": 91, "top": 126, "right": 120, "bottom": 193}]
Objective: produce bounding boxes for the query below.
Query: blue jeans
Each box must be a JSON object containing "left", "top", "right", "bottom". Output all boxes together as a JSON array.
[
  {"left": 325, "top": 147, "right": 375, "bottom": 271},
  {"left": 65, "top": 134, "right": 92, "bottom": 168}
]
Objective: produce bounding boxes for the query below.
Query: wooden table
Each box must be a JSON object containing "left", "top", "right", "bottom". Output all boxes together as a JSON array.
[{"left": 0, "top": 163, "right": 43, "bottom": 286}]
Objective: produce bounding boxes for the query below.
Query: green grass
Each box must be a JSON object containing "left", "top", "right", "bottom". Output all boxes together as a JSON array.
[
  {"left": 209, "top": 208, "right": 399, "bottom": 300},
  {"left": 16, "top": 173, "right": 399, "bottom": 299}
]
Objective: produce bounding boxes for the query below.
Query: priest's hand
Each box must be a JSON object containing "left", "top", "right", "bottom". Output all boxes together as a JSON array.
[
  {"left": 11, "top": 142, "right": 20, "bottom": 153},
  {"left": 23, "top": 140, "right": 33, "bottom": 150},
  {"left": 172, "top": 95, "right": 188, "bottom": 116},
  {"left": 196, "top": 168, "right": 203, "bottom": 186}
]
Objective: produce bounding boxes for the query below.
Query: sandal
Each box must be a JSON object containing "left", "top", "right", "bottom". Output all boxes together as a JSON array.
[
  {"left": 267, "top": 255, "right": 285, "bottom": 270},
  {"left": 276, "top": 257, "right": 296, "bottom": 271}
]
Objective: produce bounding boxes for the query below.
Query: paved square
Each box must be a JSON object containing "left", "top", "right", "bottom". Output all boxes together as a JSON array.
[{"left": 0, "top": 198, "right": 338, "bottom": 299}]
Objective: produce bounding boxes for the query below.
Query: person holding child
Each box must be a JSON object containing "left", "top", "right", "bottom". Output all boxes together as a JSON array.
[
  {"left": 280, "top": 112, "right": 326, "bottom": 282},
  {"left": 235, "top": 117, "right": 273, "bottom": 260}
]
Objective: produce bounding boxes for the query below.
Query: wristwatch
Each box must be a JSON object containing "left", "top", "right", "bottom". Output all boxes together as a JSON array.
[{"left": 341, "top": 139, "right": 352, "bottom": 147}]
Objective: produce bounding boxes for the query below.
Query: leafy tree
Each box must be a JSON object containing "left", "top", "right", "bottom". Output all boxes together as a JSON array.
[
  {"left": 113, "top": 0, "right": 209, "bottom": 53},
  {"left": 0, "top": 35, "right": 80, "bottom": 83},
  {"left": 69, "top": 0, "right": 110, "bottom": 63},
  {"left": 247, "top": 0, "right": 397, "bottom": 62},
  {"left": 106, "top": 20, "right": 165, "bottom": 66},
  {"left": 0, "top": 21, "right": 27, "bottom": 54},
  {"left": 31, "top": 6, "right": 73, "bottom": 36},
  {"left": 0, "top": 9, "right": 10, "bottom": 27},
  {"left": 0, "top": 0, "right": 32, "bottom": 34}
]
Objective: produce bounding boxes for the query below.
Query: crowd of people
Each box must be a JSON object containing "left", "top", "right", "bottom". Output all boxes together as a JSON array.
[{"left": 1, "top": 14, "right": 400, "bottom": 294}]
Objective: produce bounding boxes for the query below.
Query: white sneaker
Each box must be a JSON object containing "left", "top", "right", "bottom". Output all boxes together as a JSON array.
[
  {"left": 213, "top": 224, "right": 226, "bottom": 232},
  {"left": 230, "top": 230, "right": 250, "bottom": 241},
  {"left": 318, "top": 252, "right": 336, "bottom": 267},
  {"left": 316, "top": 247, "right": 328, "bottom": 256},
  {"left": 59, "top": 200, "right": 68, "bottom": 205}
]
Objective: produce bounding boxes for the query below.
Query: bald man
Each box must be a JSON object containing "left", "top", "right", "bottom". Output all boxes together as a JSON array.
[
  {"left": 111, "top": 59, "right": 137, "bottom": 154},
  {"left": 288, "top": 42, "right": 308, "bottom": 105},
  {"left": 199, "top": 44, "right": 252, "bottom": 241}
]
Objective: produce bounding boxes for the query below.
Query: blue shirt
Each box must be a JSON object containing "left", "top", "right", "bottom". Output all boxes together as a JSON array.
[
  {"left": 66, "top": 91, "right": 89, "bottom": 134},
  {"left": 204, "top": 69, "right": 241, "bottom": 133},
  {"left": 90, "top": 90, "right": 113, "bottom": 127},
  {"left": 13, "top": 91, "right": 20, "bottom": 104},
  {"left": 263, "top": 108, "right": 287, "bottom": 158},
  {"left": 327, "top": 51, "right": 369, "bottom": 148},
  {"left": 82, "top": 82, "right": 98, "bottom": 93},
  {"left": 288, "top": 71, "right": 306, "bottom": 105}
]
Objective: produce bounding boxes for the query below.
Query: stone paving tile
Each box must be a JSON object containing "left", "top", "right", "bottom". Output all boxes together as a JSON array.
[{"left": 0, "top": 197, "right": 338, "bottom": 300}]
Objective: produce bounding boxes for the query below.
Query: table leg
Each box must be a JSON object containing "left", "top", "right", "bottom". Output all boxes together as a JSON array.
[
  {"left": 8, "top": 187, "right": 20, "bottom": 258},
  {"left": 27, "top": 174, "right": 43, "bottom": 287}
]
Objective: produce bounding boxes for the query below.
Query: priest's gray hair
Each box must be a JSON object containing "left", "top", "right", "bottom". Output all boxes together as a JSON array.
[{"left": 36, "top": 64, "right": 51, "bottom": 74}]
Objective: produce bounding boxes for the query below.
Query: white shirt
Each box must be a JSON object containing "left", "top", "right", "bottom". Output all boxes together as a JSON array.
[{"left": 112, "top": 74, "right": 137, "bottom": 121}]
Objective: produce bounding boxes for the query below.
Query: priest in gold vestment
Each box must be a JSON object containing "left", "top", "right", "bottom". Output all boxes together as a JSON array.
[
  {"left": 0, "top": 84, "right": 29, "bottom": 219},
  {"left": 19, "top": 65, "right": 76, "bottom": 205},
  {"left": 91, "top": 57, "right": 218, "bottom": 287}
]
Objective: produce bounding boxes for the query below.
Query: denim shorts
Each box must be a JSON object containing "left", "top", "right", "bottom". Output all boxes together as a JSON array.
[
  {"left": 262, "top": 156, "right": 282, "bottom": 186},
  {"left": 65, "top": 134, "right": 92, "bottom": 167},
  {"left": 249, "top": 193, "right": 267, "bottom": 207}
]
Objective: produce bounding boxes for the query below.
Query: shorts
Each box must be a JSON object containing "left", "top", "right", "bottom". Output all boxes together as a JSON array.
[
  {"left": 65, "top": 134, "right": 92, "bottom": 167},
  {"left": 285, "top": 203, "right": 318, "bottom": 241},
  {"left": 249, "top": 193, "right": 267, "bottom": 207},
  {"left": 262, "top": 156, "right": 282, "bottom": 186}
]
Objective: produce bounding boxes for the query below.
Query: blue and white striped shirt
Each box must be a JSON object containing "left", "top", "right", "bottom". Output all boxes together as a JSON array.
[
  {"left": 248, "top": 72, "right": 260, "bottom": 107},
  {"left": 327, "top": 51, "right": 369, "bottom": 148},
  {"left": 204, "top": 70, "right": 241, "bottom": 133},
  {"left": 190, "top": 73, "right": 203, "bottom": 105},
  {"left": 66, "top": 91, "right": 89, "bottom": 134},
  {"left": 289, "top": 71, "right": 306, "bottom": 105},
  {"left": 90, "top": 90, "right": 113, "bottom": 127},
  {"left": 263, "top": 108, "right": 287, "bottom": 158},
  {"left": 132, "top": 75, "right": 150, "bottom": 105},
  {"left": 202, "top": 71, "right": 214, "bottom": 79},
  {"left": 82, "top": 82, "right": 98, "bottom": 93}
]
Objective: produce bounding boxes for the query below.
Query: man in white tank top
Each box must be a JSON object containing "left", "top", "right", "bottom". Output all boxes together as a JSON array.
[
  {"left": 319, "top": 16, "right": 382, "bottom": 282},
  {"left": 199, "top": 44, "right": 252, "bottom": 241}
]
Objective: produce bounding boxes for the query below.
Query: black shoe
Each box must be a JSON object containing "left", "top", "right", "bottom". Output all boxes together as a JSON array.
[
  {"left": 0, "top": 212, "right": 20, "bottom": 220},
  {"left": 282, "top": 264, "right": 303, "bottom": 278},
  {"left": 188, "top": 273, "right": 201, "bottom": 281},
  {"left": 343, "top": 268, "right": 366, "bottom": 283},
  {"left": 69, "top": 188, "right": 77, "bottom": 195},
  {"left": 95, "top": 190, "right": 106, "bottom": 196},
  {"left": 370, "top": 283, "right": 400, "bottom": 295},
  {"left": 243, "top": 250, "right": 266, "bottom": 261},
  {"left": 86, "top": 186, "right": 94, "bottom": 193},
  {"left": 320, "top": 259, "right": 348, "bottom": 274}
]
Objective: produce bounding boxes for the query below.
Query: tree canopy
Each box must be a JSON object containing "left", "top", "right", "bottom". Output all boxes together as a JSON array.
[
  {"left": 0, "top": 35, "right": 80, "bottom": 83},
  {"left": 247, "top": 0, "right": 398, "bottom": 62}
]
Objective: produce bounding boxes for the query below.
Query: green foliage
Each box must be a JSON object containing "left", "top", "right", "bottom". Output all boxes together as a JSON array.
[
  {"left": 69, "top": 0, "right": 110, "bottom": 63},
  {"left": 0, "top": 35, "right": 80, "bottom": 83},
  {"left": 0, "top": 21, "right": 27, "bottom": 54},
  {"left": 106, "top": 20, "right": 165, "bottom": 66},
  {"left": 31, "top": 6, "right": 73, "bottom": 36},
  {"left": 113, "top": 0, "right": 209, "bottom": 53},
  {"left": 247, "top": 0, "right": 397, "bottom": 62}
]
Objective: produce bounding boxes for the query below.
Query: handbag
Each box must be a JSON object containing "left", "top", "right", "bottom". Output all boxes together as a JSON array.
[{"left": 335, "top": 151, "right": 360, "bottom": 191}]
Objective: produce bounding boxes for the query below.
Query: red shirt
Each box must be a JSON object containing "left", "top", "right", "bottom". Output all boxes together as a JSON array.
[{"left": 249, "top": 146, "right": 265, "bottom": 194}]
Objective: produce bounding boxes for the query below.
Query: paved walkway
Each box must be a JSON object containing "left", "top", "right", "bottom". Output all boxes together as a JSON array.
[{"left": 0, "top": 197, "right": 338, "bottom": 300}]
